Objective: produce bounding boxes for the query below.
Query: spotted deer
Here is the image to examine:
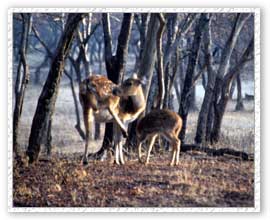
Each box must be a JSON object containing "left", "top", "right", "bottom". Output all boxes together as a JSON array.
[
  {"left": 136, "top": 109, "right": 182, "bottom": 166},
  {"left": 79, "top": 74, "right": 146, "bottom": 165}
]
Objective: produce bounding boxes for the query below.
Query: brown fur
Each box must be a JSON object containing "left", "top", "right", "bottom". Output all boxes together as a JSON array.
[{"left": 136, "top": 109, "right": 182, "bottom": 166}]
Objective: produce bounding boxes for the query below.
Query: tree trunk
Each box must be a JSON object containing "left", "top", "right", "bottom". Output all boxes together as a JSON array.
[
  {"left": 138, "top": 14, "right": 160, "bottom": 101},
  {"left": 235, "top": 74, "right": 244, "bottom": 111},
  {"left": 133, "top": 13, "right": 149, "bottom": 73},
  {"left": 156, "top": 14, "right": 166, "bottom": 109},
  {"left": 195, "top": 14, "right": 215, "bottom": 144},
  {"left": 26, "top": 14, "right": 86, "bottom": 163},
  {"left": 205, "top": 103, "right": 214, "bottom": 142},
  {"left": 210, "top": 14, "right": 251, "bottom": 143},
  {"left": 211, "top": 37, "right": 253, "bottom": 143},
  {"left": 189, "top": 87, "right": 197, "bottom": 111},
  {"left": 212, "top": 13, "right": 250, "bottom": 116},
  {"left": 13, "top": 13, "right": 32, "bottom": 157},
  {"left": 166, "top": 50, "right": 179, "bottom": 109},
  {"left": 178, "top": 14, "right": 208, "bottom": 142}
]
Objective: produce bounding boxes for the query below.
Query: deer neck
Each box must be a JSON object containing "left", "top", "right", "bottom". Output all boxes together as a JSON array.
[
  {"left": 120, "top": 88, "right": 146, "bottom": 119},
  {"left": 129, "top": 88, "right": 146, "bottom": 113}
]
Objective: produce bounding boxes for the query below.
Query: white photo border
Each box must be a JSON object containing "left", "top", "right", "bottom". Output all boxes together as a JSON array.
[{"left": 7, "top": 7, "right": 260, "bottom": 212}]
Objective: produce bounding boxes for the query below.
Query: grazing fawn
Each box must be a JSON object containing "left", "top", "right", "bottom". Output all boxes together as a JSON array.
[
  {"left": 79, "top": 74, "right": 146, "bottom": 165},
  {"left": 136, "top": 109, "right": 182, "bottom": 166}
]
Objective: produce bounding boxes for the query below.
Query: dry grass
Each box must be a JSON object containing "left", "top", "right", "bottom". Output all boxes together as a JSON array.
[{"left": 13, "top": 153, "right": 254, "bottom": 207}]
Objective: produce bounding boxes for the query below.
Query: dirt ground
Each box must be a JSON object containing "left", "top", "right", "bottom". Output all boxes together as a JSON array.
[{"left": 13, "top": 150, "right": 254, "bottom": 208}]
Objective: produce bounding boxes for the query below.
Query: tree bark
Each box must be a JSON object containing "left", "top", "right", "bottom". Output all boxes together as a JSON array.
[
  {"left": 13, "top": 13, "right": 32, "bottom": 157},
  {"left": 211, "top": 14, "right": 250, "bottom": 133},
  {"left": 26, "top": 14, "right": 86, "bottom": 163},
  {"left": 133, "top": 13, "right": 149, "bottom": 73},
  {"left": 178, "top": 14, "right": 208, "bottom": 142},
  {"left": 138, "top": 14, "right": 160, "bottom": 101},
  {"left": 211, "top": 37, "right": 253, "bottom": 143},
  {"left": 235, "top": 74, "right": 244, "bottom": 111},
  {"left": 156, "top": 14, "right": 166, "bottom": 109},
  {"left": 195, "top": 14, "right": 215, "bottom": 144}
]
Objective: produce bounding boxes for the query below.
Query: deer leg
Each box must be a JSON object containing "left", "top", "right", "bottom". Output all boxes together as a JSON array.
[
  {"left": 113, "top": 123, "right": 120, "bottom": 165},
  {"left": 119, "top": 141, "right": 125, "bottom": 165},
  {"left": 118, "top": 124, "right": 125, "bottom": 164},
  {"left": 137, "top": 134, "right": 146, "bottom": 163},
  {"left": 170, "top": 149, "right": 177, "bottom": 167},
  {"left": 114, "top": 123, "right": 126, "bottom": 165},
  {"left": 145, "top": 134, "right": 158, "bottom": 165},
  {"left": 108, "top": 107, "right": 128, "bottom": 138},
  {"left": 175, "top": 139, "right": 181, "bottom": 166},
  {"left": 115, "top": 144, "right": 120, "bottom": 165},
  {"left": 163, "top": 132, "right": 179, "bottom": 166},
  {"left": 83, "top": 108, "right": 93, "bottom": 165},
  {"left": 137, "top": 142, "right": 143, "bottom": 163}
]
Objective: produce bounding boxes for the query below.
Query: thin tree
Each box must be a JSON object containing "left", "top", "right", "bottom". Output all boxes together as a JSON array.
[
  {"left": 178, "top": 13, "right": 209, "bottom": 142},
  {"left": 156, "top": 13, "right": 166, "bottom": 109},
  {"left": 13, "top": 13, "right": 32, "bottom": 157},
  {"left": 210, "top": 37, "right": 254, "bottom": 142},
  {"left": 210, "top": 13, "right": 251, "bottom": 143},
  {"left": 26, "top": 13, "right": 86, "bottom": 163},
  {"left": 195, "top": 14, "right": 215, "bottom": 144}
]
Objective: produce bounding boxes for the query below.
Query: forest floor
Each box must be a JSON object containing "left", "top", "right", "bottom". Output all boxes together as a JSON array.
[
  {"left": 12, "top": 85, "right": 255, "bottom": 208},
  {"left": 13, "top": 151, "right": 254, "bottom": 207}
]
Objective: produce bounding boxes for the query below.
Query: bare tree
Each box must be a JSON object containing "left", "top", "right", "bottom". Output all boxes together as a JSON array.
[
  {"left": 26, "top": 14, "right": 86, "bottom": 163},
  {"left": 178, "top": 13, "right": 209, "bottom": 142},
  {"left": 210, "top": 13, "right": 251, "bottom": 143},
  {"left": 138, "top": 14, "right": 160, "bottom": 101},
  {"left": 133, "top": 13, "right": 149, "bottom": 73},
  {"left": 195, "top": 14, "right": 215, "bottom": 144},
  {"left": 156, "top": 13, "right": 166, "bottom": 109},
  {"left": 13, "top": 13, "right": 32, "bottom": 157},
  {"left": 210, "top": 37, "right": 254, "bottom": 142}
]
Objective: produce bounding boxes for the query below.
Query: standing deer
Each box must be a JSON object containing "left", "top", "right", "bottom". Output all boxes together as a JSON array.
[
  {"left": 136, "top": 109, "right": 182, "bottom": 166},
  {"left": 79, "top": 74, "right": 146, "bottom": 165}
]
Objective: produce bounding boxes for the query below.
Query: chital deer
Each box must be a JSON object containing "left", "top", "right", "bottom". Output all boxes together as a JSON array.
[
  {"left": 136, "top": 109, "right": 182, "bottom": 166},
  {"left": 79, "top": 74, "right": 146, "bottom": 165}
]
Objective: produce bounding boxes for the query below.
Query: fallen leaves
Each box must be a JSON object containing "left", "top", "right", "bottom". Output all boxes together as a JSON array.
[{"left": 13, "top": 153, "right": 254, "bottom": 207}]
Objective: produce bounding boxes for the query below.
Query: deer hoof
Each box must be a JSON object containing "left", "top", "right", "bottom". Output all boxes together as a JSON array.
[{"left": 169, "top": 162, "right": 174, "bottom": 167}]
